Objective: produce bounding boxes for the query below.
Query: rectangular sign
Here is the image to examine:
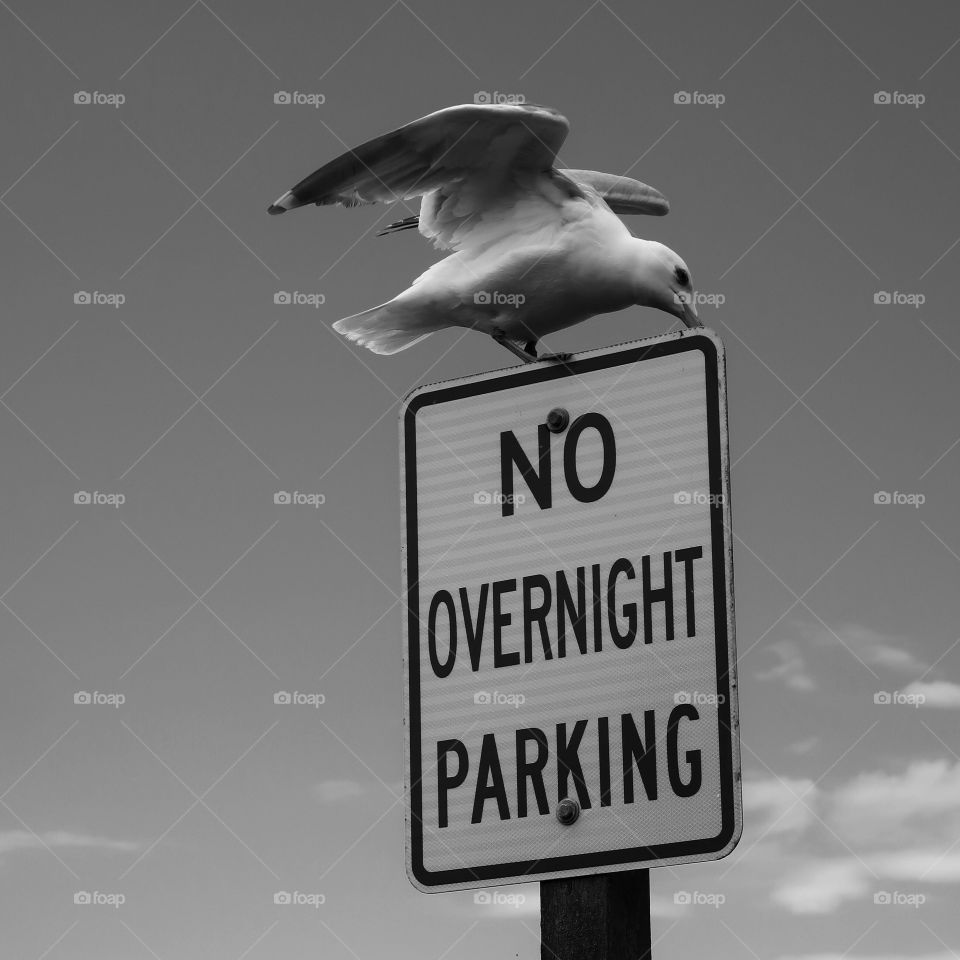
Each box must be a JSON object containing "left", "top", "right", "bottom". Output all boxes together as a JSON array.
[{"left": 400, "top": 331, "right": 740, "bottom": 892}]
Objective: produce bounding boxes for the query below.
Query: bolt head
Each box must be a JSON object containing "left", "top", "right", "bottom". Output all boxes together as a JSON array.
[
  {"left": 546, "top": 408, "right": 570, "bottom": 433},
  {"left": 556, "top": 798, "right": 580, "bottom": 825}
]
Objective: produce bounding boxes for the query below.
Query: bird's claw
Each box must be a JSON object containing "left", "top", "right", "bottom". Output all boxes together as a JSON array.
[{"left": 538, "top": 352, "right": 573, "bottom": 364}]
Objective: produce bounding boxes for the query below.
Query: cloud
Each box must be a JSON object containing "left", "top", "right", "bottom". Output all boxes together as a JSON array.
[
  {"left": 800, "top": 622, "right": 928, "bottom": 675},
  {"left": 828, "top": 759, "right": 960, "bottom": 847},
  {"left": 0, "top": 830, "right": 140, "bottom": 858},
  {"left": 787, "top": 736, "right": 819, "bottom": 755},
  {"left": 743, "top": 776, "right": 819, "bottom": 838},
  {"left": 871, "top": 848, "right": 960, "bottom": 882},
  {"left": 901, "top": 680, "right": 960, "bottom": 708},
  {"left": 755, "top": 640, "right": 816, "bottom": 691},
  {"left": 772, "top": 845, "right": 960, "bottom": 915},
  {"left": 311, "top": 779, "right": 367, "bottom": 804},
  {"left": 772, "top": 857, "right": 870, "bottom": 914},
  {"left": 748, "top": 759, "right": 960, "bottom": 915}
]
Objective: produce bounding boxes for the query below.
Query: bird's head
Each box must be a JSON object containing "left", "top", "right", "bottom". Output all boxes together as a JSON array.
[{"left": 631, "top": 240, "right": 700, "bottom": 328}]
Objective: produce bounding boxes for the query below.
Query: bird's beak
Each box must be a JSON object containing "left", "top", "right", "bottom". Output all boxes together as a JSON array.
[
  {"left": 673, "top": 292, "right": 701, "bottom": 329},
  {"left": 267, "top": 190, "right": 305, "bottom": 215}
]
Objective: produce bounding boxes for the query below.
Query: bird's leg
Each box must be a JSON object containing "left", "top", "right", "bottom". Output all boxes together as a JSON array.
[
  {"left": 492, "top": 332, "right": 538, "bottom": 363},
  {"left": 522, "top": 335, "right": 572, "bottom": 365}
]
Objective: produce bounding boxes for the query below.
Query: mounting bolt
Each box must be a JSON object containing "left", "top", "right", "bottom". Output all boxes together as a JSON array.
[
  {"left": 556, "top": 798, "right": 580, "bottom": 825},
  {"left": 546, "top": 407, "right": 570, "bottom": 433}
]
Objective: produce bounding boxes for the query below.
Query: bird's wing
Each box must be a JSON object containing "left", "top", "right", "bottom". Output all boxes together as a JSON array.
[
  {"left": 267, "top": 103, "right": 569, "bottom": 214},
  {"left": 561, "top": 169, "right": 670, "bottom": 216}
]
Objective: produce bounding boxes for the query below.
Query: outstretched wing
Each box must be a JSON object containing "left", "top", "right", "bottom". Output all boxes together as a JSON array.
[
  {"left": 267, "top": 103, "right": 569, "bottom": 214},
  {"left": 374, "top": 165, "right": 671, "bottom": 240},
  {"left": 561, "top": 169, "right": 669, "bottom": 216}
]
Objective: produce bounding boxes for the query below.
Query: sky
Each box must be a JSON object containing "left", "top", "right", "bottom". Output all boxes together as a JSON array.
[{"left": 1, "top": 0, "right": 959, "bottom": 957}]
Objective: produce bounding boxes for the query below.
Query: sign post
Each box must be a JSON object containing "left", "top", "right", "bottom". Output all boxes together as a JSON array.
[
  {"left": 400, "top": 331, "right": 740, "bottom": 950},
  {"left": 541, "top": 868, "right": 651, "bottom": 960}
]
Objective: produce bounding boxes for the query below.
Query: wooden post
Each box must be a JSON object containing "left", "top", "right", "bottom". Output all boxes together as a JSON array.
[{"left": 540, "top": 869, "right": 651, "bottom": 960}]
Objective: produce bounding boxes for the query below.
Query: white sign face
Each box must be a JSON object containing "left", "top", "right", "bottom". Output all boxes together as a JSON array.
[{"left": 400, "top": 331, "right": 740, "bottom": 892}]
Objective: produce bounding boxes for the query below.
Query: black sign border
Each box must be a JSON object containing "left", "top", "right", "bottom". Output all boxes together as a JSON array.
[{"left": 402, "top": 333, "right": 737, "bottom": 889}]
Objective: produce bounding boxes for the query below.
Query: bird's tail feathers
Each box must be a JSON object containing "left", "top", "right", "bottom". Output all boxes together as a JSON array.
[{"left": 332, "top": 300, "right": 442, "bottom": 355}]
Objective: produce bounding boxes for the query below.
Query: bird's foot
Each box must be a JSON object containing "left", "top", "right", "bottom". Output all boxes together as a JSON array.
[
  {"left": 537, "top": 352, "right": 573, "bottom": 364},
  {"left": 492, "top": 333, "right": 538, "bottom": 364}
]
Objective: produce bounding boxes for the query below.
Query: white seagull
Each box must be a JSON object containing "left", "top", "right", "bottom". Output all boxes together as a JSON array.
[{"left": 268, "top": 102, "right": 700, "bottom": 363}]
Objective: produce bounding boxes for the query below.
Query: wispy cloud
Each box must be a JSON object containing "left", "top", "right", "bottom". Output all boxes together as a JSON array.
[
  {"left": 755, "top": 639, "right": 816, "bottom": 691},
  {"left": 799, "top": 621, "right": 930, "bottom": 675},
  {"left": 828, "top": 758, "right": 960, "bottom": 847},
  {"left": 772, "top": 857, "right": 869, "bottom": 914},
  {"left": 902, "top": 679, "right": 960, "bottom": 708},
  {"left": 0, "top": 830, "right": 141, "bottom": 858},
  {"left": 743, "top": 775, "right": 819, "bottom": 838}
]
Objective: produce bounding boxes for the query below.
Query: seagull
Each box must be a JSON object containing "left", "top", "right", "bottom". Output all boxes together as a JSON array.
[{"left": 268, "top": 102, "right": 700, "bottom": 363}]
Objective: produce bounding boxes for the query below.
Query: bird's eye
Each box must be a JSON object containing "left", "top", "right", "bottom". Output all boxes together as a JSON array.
[{"left": 675, "top": 267, "right": 689, "bottom": 286}]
